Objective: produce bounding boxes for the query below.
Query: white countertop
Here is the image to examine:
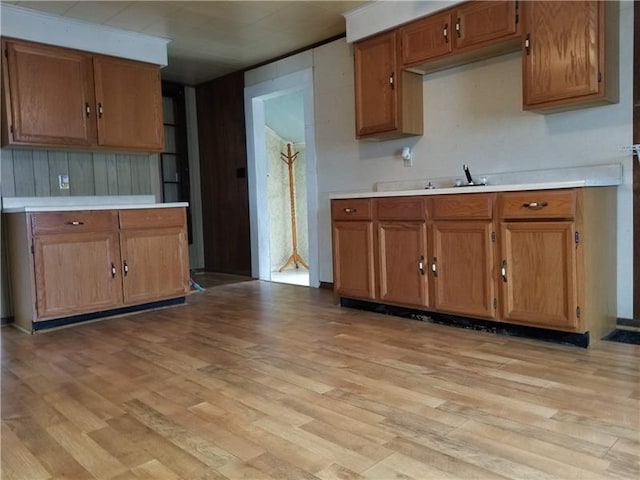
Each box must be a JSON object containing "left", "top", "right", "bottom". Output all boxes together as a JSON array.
[
  {"left": 2, "top": 195, "right": 189, "bottom": 213},
  {"left": 330, "top": 180, "right": 591, "bottom": 199},
  {"left": 330, "top": 164, "right": 622, "bottom": 200}
]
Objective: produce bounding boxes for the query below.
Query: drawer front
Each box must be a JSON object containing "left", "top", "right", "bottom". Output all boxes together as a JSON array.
[
  {"left": 432, "top": 193, "right": 493, "bottom": 220},
  {"left": 331, "top": 199, "right": 372, "bottom": 221},
  {"left": 498, "top": 190, "right": 577, "bottom": 219},
  {"left": 31, "top": 210, "right": 118, "bottom": 235},
  {"left": 119, "top": 208, "right": 186, "bottom": 230},
  {"left": 376, "top": 197, "right": 427, "bottom": 220}
]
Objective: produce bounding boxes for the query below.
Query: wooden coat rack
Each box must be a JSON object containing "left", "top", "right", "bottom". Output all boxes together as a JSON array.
[{"left": 279, "top": 143, "right": 308, "bottom": 272}]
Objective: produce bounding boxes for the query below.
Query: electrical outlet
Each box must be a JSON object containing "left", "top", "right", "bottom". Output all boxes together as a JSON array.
[{"left": 58, "top": 174, "right": 70, "bottom": 190}]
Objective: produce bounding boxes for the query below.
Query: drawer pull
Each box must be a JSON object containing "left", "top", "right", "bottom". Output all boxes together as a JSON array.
[
  {"left": 65, "top": 221, "right": 85, "bottom": 226},
  {"left": 431, "top": 257, "right": 438, "bottom": 277},
  {"left": 418, "top": 255, "right": 425, "bottom": 275},
  {"left": 501, "top": 260, "right": 508, "bottom": 282},
  {"left": 522, "top": 201, "right": 548, "bottom": 210},
  {"left": 123, "top": 261, "right": 129, "bottom": 276},
  {"left": 343, "top": 208, "right": 357, "bottom": 214},
  {"left": 111, "top": 263, "right": 116, "bottom": 278}
]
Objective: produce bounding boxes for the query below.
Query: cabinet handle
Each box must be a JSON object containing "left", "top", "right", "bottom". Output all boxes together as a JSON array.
[
  {"left": 65, "top": 221, "right": 84, "bottom": 226},
  {"left": 98, "top": 102, "right": 103, "bottom": 118},
  {"left": 123, "top": 261, "right": 129, "bottom": 276},
  {"left": 389, "top": 72, "right": 394, "bottom": 90},
  {"left": 524, "top": 34, "right": 531, "bottom": 55},
  {"left": 443, "top": 23, "right": 449, "bottom": 43},
  {"left": 85, "top": 102, "right": 91, "bottom": 117},
  {"left": 501, "top": 260, "right": 508, "bottom": 282},
  {"left": 111, "top": 263, "right": 116, "bottom": 278},
  {"left": 343, "top": 207, "right": 357, "bottom": 214},
  {"left": 522, "top": 201, "right": 548, "bottom": 210},
  {"left": 418, "top": 255, "right": 425, "bottom": 275},
  {"left": 455, "top": 18, "right": 461, "bottom": 37},
  {"left": 431, "top": 257, "right": 438, "bottom": 277}
]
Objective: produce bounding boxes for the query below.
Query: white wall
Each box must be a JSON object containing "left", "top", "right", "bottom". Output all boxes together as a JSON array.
[{"left": 248, "top": 2, "right": 634, "bottom": 318}]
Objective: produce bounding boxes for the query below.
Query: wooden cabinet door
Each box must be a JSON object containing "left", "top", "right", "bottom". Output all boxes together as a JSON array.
[
  {"left": 33, "top": 231, "right": 121, "bottom": 319},
  {"left": 400, "top": 11, "right": 453, "bottom": 66},
  {"left": 432, "top": 221, "right": 495, "bottom": 318},
  {"left": 500, "top": 221, "right": 579, "bottom": 330},
  {"left": 332, "top": 221, "right": 376, "bottom": 300},
  {"left": 377, "top": 221, "right": 428, "bottom": 308},
  {"left": 93, "top": 56, "right": 163, "bottom": 150},
  {"left": 454, "top": 1, "right": 518, "bottom": 51},
  {"left": 522, "top": 1, "right": 602, "bottom": 108},
  {"left": 354, "top": 31, "right": 399, "bottom": 137},
  {"left": 119, "top": 227, "right": 190, "bottom": 306},
  {"left": 3, "top": 40, "right": 97, "bottom": 146}
]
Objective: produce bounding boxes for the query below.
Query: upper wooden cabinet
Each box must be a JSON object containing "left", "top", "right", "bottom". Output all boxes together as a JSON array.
[
  {"left": 94, "top": 57, "right": 163, "bottom": 151},
  {"left": 2, "top": 40, "right": 97, "bottom": 147},
  {"left": 354, "top": 31, "right": 423, "bottom": 140},
  {"left": 1, "top": 38, "right": 164, "bottom": 152},
  {"left": 522, "top": 1, "right": 619, "bottom": 112},
  {"left": 401, "top": 1, "right": 521, "bottom": 73}
]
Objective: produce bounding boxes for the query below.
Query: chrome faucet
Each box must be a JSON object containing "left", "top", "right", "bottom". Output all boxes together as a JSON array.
[{"left": 463, "top": 164, "right": 474, "bottom": 185}]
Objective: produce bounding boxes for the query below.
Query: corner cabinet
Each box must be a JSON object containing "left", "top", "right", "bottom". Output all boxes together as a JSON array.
[
  {"left": 354, "top": 31, "right": 423, "bottom": 140},
  {"left": 1, "top": 38, "right": 164, "bottom": 152},
  {"left": 5, "top": 207, "right": 190, "bottom": 333},
  {"left": 331, "top": 187, "right": 617, "bottom": 345},
  {"left": 522, "top": 1, "right": 619, "bottom": 112}
]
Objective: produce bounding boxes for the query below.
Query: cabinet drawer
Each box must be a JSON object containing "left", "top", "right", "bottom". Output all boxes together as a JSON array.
[
  {"left": 376, "top": 197, "right": 427, "bottom": 220},
  {"left": 432, "top": 193, "right": 493, "bottom": 220},
  {"left": 119, "top": 208, "right": 186, "bottom": 230},
  {"left": 498, "top": 190, "right": 577, "bottom": 219},
  {"left": 31, "top": 210, "right": 118, "bottom": 235},
  {"left": 331, "top": 199, "right": 372, "bottom": 221}
]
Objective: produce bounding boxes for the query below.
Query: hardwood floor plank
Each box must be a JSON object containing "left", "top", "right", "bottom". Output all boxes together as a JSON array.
[{"left": 1, "top": 281, "right": 638, "bottom": 480}]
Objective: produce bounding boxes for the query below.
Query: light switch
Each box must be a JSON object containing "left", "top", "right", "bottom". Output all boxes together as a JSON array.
[{"left": 58, "top": 174, "right": 70, "bottom": 190}]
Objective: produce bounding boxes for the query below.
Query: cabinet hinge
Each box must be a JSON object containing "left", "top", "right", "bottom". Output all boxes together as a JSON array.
[
  {"left": 598, "top": 71, "right": 602, "bottom": 83},
  {"left": 515, "top": 1, "right": 519, "bottom": 24},
  {"left": 575, "top": 231, "right": 580, "bottom": 244},
  {"left": 493, "top": 298, "right": 497, "bottom": 310},
  {"left": 491, "top": 231, "right": 496, "bottom": 243},
  {"left": 576, "top": 306, "right": 581, "bottom": 319}
]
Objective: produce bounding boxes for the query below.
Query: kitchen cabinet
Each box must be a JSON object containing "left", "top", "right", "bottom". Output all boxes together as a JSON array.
[
  {"left": 1, "top": 38, "right": 163, "bottom": 152},
  {"left": 376, "top": 197, "right": 429, "bottom": 307},
  {"left": 331, "top": 199, "right": 376, "bottom": 300},
  {"left": 431, "top": 194, "right": 496, "bottom": 318},
  {"left": 331, "top": 186, "right": 617, "bottom": 345},
  {"left": 401, "top": 0, "right": 520, "bottom": 73},
  {"left": 4, "top": 206, "right": 189, "bottom": 333},
  {"left": 119, "top": 208, "right": 190, "bottom": 305},
  {"left": 31, "top": 211, "right": 121, "bottom": 319},
  {"left": 522, "top": 1, "right": 619, "bottom": 112},
  {"left": 93, "top": 56, "right": 163, "bottom": 150},
  {"left": 1, "top": 40, "right": 97, "bottom": 147},
  {"left": 354, "top": 31, "right": 423, "bottom": 140}
]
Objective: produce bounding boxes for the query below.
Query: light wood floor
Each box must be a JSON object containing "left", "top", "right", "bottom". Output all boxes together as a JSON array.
[{"left": 2, "top": 281, "right": 639, "bottom": 480}]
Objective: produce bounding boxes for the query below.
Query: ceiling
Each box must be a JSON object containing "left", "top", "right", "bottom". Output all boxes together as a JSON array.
[{"left": 7, "top": 1, "right": 368, "bottom": 85}]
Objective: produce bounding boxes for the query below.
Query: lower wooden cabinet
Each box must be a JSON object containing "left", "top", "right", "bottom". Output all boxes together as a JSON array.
[
  {"left": 331, "top": 188, "right": 617, "bottom": 344},
  {"left": 432, "top": 221, "right": 495, "bottom": 318},
  {"left": 5, "top": 207, "right": 190, "bottom": 332},
  {"left": 33, "top": 230, "right": 122, "bottom": 319},
  {"left": 378, "top": 221, "right": 429, "bottom": 307},
  {"left": 500, "top": 221, "right": 577, "bottom": 329}
]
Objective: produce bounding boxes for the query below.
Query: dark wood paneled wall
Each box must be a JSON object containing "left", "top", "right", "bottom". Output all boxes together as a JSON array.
[
  {"left": 634, "top": 4, "right": 639, "bottom": 319},
  {"left": 196, "top": 71, "right": 251, "bottom": 276}
]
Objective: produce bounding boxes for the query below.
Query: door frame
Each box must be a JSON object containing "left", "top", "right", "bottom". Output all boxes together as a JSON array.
[
  {"left": 244, "top": 68, "right": 319, "bottom": 287},
  {"left": 634, "top": 2, "right": 639, "bottom": 319}
]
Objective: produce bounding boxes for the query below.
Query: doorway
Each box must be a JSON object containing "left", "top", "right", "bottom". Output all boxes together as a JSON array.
[{"left": 245, "top": 68, "right": 319, "bottom": 288}]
